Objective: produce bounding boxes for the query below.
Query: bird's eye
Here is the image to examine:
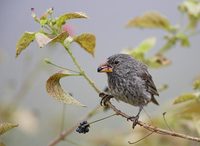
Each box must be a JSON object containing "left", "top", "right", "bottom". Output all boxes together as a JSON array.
[{"left": 114, "top": 60, "right": 119, "bottom": 64}]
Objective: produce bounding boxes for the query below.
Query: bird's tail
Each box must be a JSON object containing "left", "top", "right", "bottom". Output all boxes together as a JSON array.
[{"left": 151, "top": 96, "right": 159, "bottom": 105}]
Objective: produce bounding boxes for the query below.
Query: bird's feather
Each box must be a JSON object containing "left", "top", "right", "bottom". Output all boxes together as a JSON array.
[{"left": 139, "top": 71, "right": 159, "bottom": 105}]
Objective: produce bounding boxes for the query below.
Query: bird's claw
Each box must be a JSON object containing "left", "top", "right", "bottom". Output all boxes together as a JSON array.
[
  {"left": 127, "top": 115, "right": 139, "bottom": 129},
  {"left": 99, "top": 92, "right": 113, "bottom": 106}
]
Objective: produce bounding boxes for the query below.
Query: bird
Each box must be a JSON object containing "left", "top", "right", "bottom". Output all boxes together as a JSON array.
[{"left": 97, "top": 54, "right": 159, "bottom": 123}]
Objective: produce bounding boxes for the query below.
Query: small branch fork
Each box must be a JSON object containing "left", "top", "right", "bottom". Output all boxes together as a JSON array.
[{"left": 99, "top": 93, "right": 200, "bottom": 143}]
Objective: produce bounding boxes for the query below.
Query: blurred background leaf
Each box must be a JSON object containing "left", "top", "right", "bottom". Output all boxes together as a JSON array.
[{"left": 126, "top": 11, "right": 171, "bottom": 31}]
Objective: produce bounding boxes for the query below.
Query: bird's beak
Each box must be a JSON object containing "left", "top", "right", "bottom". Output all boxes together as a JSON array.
[{"left": 97, "top": 63, "right": 113, "bottom": 73}]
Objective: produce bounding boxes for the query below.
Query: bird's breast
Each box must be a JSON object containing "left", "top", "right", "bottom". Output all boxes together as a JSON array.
[{"left": 107, "top": 74, "right": 149, "bottom": 106}]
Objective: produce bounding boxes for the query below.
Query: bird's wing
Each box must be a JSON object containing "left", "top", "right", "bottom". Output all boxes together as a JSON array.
[
  {"left": 139, "top": 71, "right": 159, "bottom": 105},
  {"left": 139, "top": 71, "right": 159, "bottom": 96}
]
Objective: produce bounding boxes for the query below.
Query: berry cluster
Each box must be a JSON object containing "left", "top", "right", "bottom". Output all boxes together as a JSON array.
[{"left": 76, "top": 121, "right": 90, "bottom": 134}]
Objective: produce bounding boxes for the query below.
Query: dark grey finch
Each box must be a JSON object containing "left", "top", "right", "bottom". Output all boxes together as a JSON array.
[{"left": 97, "top": 54, "right": 159, "bottom": 122}]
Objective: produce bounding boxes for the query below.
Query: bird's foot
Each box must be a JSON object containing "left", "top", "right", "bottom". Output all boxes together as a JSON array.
[
  {"left": 99, "top": 92, "right": 113, "bottom": 106},
  {"left": 127, "top": 115, "right": 139, "bottom": 129}
]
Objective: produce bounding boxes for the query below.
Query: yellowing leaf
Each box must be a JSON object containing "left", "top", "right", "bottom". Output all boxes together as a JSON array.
[
  {"left": 49, "top": 31, "right": 69, "bottom": 43},
  {"left": 123, "top": 37, "right": 156, "bottom": 53},
  {"left": 56, "top": 12, "right": 88, "bottom": 28},
  {"left": 74, "top": 33, "right": 96, "bottom": 56},
  {"left": 46, "top": 71, "right": 85, "bottom": 106},
  {"left": 126, "top": 12, "right": 171, "bottom": 30},
  {"left": 173, "top": 92, "right": 199, "bottom": 104},
  {"left": 16, "top": 32, "right": 35, "bottom": 57},
  {"left": 35, "top": 32, "right": 51, "bottom": 48},
  {"left": 136, "top": 37, "right": 156, "bottom": 53},
  {"left": 0, "top": 123, "right": 18, "bottom": 135}
]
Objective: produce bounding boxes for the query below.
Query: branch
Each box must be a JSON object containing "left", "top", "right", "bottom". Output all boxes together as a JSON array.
[{"left": 103, "top": 94, "right": 200, "bottom": 143}]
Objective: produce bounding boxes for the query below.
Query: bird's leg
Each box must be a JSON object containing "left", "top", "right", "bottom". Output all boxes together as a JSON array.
[
  {"left": 99, "top": 92, "right": 113, "bottom": 106},
  {"left": 127, "top": 106, "right": 143, "bottom": 129}
]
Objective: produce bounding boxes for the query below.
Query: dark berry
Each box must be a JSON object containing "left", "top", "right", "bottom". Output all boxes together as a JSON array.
[{"left": 76, "top": 121, "right": 90, "bottom": 134}]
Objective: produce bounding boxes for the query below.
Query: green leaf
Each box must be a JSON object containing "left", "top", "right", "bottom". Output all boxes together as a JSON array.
[
  {"left": 0, "top": 123, "right": 18, "bottom": 135},
  {"left": 122, "top": 37, "right": 158, "bottom": 67},
  {"left": 46, "top": 70, "right": 86, "bottom": 106},
  {"left": 16, "top": 32, "right": 35, "bottom": 57},
  {"left": 122, "top": 37, "right": 156, "bottom": 59},
  {"left": 35, "top": 32, "right": 51, "bottom": 48},
  {"left": 73, "top": 33, "right": 96, "bottom": 56},
  {"left": 179, "top": 0, "right": 200, "bottom": 29},
  {"left": 173, "top": 92, "right": 200, "bottom": 104},
  {"left": 40, "top": 18, "right": 48, "bottom": 26},
  {"left": 176, "top": 33, "right": 190, "bottom": 47},
  {"left": 56, "top": 12, "right": 88, "bottom": 28},
  {"left": 126, "top": 11, "right": 171, "bottom": 31},
  {"left": 123, "top": 39, "right": 171, "bottom": 69},
  {"left": 179, "top": 0, "right": 200, "bottom": 18},
  {"left": 193, "top": 80, "right": 200, "bottom": 90},
  {"left": 134, "top": 37, "right": 156, "bottom": 54}
]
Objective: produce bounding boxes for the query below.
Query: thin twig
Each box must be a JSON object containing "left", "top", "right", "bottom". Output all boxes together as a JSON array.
[
  {"left": 162, "top": 112, "right": 173, "bottom": 132},
  {"left": 128, "top": 132, "right": 154, "bottom": 144}
]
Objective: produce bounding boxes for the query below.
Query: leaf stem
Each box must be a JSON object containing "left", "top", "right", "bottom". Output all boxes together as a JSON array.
[
  {"left": 88, "top": 113, "right": 117, "bottom": 125},
  {"left": 62, "top": 43, "right": 101, "bottom": 94},
  {"left": 44, "top": 58, "right": 80, "bottom": 73}
]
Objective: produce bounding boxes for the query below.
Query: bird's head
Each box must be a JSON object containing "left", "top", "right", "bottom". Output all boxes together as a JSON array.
[{"left": 97, "top": 54, "right": 134, "bottom": 75}]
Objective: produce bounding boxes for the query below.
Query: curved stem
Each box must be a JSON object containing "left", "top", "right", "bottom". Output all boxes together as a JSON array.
[{"left": 62, "top": 43, "right": 101, "bottom": 94}]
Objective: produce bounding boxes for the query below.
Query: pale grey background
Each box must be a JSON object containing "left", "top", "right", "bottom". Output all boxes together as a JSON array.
[{"left": 0, "top": 0, "right": 200, "bottom": 145}]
